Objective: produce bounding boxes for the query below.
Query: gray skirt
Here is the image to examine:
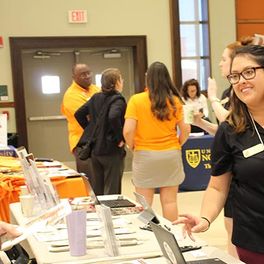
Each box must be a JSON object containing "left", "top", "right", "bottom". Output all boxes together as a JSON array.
[{"left": 132, "top": 149, "right": 185, "bottom": 188}]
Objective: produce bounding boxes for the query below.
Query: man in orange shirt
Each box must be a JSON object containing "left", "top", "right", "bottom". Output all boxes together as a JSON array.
[{"left": 61, "top": 64, "right": 100, "bottom": 177}]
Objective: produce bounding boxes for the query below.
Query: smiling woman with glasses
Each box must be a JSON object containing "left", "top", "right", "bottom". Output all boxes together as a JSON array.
[
  {"left": 173, "top": 45, "right": 264, "bottom": 264},
  {"left": 227, "top": 66, "right": 264, "bottom": 85}
]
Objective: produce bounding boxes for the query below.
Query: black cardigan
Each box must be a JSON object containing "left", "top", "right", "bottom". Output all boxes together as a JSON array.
[{"left": 75, "top": 91, "right": 126, "bottom": 155}]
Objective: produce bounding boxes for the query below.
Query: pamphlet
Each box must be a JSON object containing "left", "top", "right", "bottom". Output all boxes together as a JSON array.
[
  {"left": 18, "top": 151, "right": 60, "bottom": 214},
  {"left": 96, "top": 204, "right": 120, "bottom": 257},
  {"left": 1, "top": 200, "right": 72, "bottom": 251}
]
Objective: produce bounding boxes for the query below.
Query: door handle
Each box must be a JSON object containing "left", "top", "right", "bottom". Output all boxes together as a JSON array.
[{"left": 28, "top": 115, "right": 66, "bottom": 121}]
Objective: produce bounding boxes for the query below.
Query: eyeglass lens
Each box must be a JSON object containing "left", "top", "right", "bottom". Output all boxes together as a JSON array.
[{"left": 228, "top": 67, "right": 264, "bottom": 84}]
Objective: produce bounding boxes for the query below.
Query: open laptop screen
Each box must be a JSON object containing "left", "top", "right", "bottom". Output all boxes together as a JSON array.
[
  {"left": 81, "top": 175, "right": 136, "bottom": 208},
  {"left": 133, "top": 192, "right": 160, "bottom": 224},
  {"left": 149, "top": 222, "right": 227, "bottom": 264}
]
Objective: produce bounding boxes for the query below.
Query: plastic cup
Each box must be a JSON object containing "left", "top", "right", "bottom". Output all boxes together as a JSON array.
[
  {"left": 19, "top": 194, "right": 34, "bottom": 217},
  {"left": 66, "top": 209, "right": 87, "bottom": 256},
  {"left": 183, "top": 105, "right": 194, "bottom": 124},
  {"left": 20, "top": 185, "right": 29, "bottom": 195}
]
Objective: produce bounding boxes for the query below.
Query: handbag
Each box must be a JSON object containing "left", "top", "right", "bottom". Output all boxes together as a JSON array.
[
  {"left": 77, "top": 95, "right": 122, "bottom": 160},
  {"left": 4, "top": 244, "right": 37, "bottom": 264},
  {"left": 77, "top": 139, "right": 94, "bottom": 160}
]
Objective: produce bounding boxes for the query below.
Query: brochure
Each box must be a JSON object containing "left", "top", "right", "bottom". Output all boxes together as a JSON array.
[
  {"left": 96, "top": 204, "right": 120, "bottom": 257},
  {"left": 1, "top": 200, "right": 72, "bottom": 251}
]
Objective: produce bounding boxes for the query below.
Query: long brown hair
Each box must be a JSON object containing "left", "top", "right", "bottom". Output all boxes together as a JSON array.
[
  {"left": 227, "top": 36, "right": 258, "bottom": 60},
  {"left": 146, "top": 62, "right": 182, "bottom": 121},
  {"left": 227, "top": 45, "right": 264, "bottom": 133}
]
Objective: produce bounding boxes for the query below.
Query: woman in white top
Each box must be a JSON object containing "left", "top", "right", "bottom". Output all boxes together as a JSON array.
[
  {"left": 181, "top": 78, "right": 209, "bottom": 133},
  {"left": 181, "top": 78, "right": 209, "bottom": 118}
]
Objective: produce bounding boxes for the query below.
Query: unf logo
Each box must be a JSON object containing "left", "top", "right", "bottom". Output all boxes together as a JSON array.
[{"left": 186, "top": 149, "right": 201, "bottom": 168}]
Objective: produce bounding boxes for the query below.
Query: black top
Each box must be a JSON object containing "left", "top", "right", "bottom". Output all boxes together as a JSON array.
[
  {"left": 211, "top": 121, "right": 264, "bottom": 253},
  {"left": 75, "top": 91, "right": 126, "bottom": 156}
]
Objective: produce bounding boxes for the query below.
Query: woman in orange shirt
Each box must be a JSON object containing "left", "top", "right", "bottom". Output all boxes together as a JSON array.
[{"left": 123, "top": 62, "right": 190, "bottom": 221}]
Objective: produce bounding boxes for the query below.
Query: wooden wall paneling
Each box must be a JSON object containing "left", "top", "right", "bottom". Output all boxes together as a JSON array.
[
  {"left": 236, "top": 0, "right": 264, "bottom": 40},
  {"left": 237, "top": 24, "right": 264, "bottom": 39},
  {"left": 236, "top": 0, "right": 264, "bottom": 20}
]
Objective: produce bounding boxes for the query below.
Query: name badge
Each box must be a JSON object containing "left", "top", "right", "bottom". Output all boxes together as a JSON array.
[{"left": 242, "top": 143, "right": 264, "bottom": 158}]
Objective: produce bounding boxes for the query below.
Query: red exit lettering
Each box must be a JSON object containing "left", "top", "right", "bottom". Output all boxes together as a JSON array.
[{"left": 69, "top": 10, "right": 87, "bottom": 23}]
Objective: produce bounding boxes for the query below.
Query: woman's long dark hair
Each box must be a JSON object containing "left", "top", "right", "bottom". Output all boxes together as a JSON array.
[
  {"left": 146, "top": 61, "right": 182, "bottom": 121},
  {"left": 227, "top": 45, "right": 264, "bottom": 133}
]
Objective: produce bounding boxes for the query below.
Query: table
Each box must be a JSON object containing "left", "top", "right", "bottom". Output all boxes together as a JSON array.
[
  {"left": 180, "top": 135, "right": 214, "bottom": 191},
  {"left": 0, "top": 156, "right": 87, "bottom": 222},
  {"left": 9, "top": 200, "right": 243, "bottom": 264},
  {"left": 0, "top": 176, "right": 86, "bottom": 222}
]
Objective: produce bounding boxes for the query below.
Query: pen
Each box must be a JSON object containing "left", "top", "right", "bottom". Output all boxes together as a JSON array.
[{"left": 164, "top": 224, "right": 171, "bottom": 231}]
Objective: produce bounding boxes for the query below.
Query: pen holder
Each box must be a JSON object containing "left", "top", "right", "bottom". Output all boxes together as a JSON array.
[{"left": 66, "top": 209, "right": 87, "bottom": 256}]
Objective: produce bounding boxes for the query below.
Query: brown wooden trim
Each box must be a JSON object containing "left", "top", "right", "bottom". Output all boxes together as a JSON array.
[
  {"left": 0, "top": 102, "right": 15, "bottom": 108},
  {"left": 235, "top": 0, "right": 238, "bottom": 38},
  {"left": 170, "top": 0, "right": 210, "bottom": 89},
  {"left": 9, "top": 36, "right": 148, "bottom": 149},
  {"left": 237, "top": 19, "right": 264, "bottom": 24},
  {"left": 170, "top": 0, "right": 182, "bottom": 89},
  {"left": 202, "top": 0, "right": 211, "bottom": 80}
]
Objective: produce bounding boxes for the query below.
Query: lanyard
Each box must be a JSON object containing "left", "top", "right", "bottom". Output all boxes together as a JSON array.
[
  {"left": 249, "top": 112, "right": 264, "bottom": 146},
  {"left": 242, "top": 112, "right": 264, "bottom": 158}
]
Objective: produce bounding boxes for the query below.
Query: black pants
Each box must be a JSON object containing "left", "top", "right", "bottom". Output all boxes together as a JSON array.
[
  {"left": 91, "top": 152, "right": 124, "bottom": 195},
  {"left": 191, "top": 117, "right": 211, "bottom": 134}
]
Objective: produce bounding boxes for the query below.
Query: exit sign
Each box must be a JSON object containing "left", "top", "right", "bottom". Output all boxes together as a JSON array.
[
  {"left": 68, "top": 10, "right": 87, "bottom": 23},
  {"left": 0, "top": 36, "right": 3, "bottom": 48}
]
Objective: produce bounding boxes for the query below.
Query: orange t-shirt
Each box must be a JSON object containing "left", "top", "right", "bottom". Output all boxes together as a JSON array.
[
  {"left": 125, "top": 91, "right": 183, "bottom": 150},
  {"left": 61, "top": 81, "right": 100, "bottom": 152}
]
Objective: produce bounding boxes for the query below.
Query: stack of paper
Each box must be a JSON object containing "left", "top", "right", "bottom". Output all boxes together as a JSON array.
[{"left": 96, "top": 204, "right": 120, "bottom": 257}]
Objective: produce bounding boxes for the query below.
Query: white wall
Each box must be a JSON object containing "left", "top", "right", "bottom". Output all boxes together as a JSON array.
[
  {"left": 0, "top": 0, "right": 235, "bottom": 132},
  {"left": 209, "top": 0, "right": 236, "bottom": 96}
]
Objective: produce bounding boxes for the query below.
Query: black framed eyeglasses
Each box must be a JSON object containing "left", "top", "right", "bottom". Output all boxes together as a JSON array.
[{"left": 227, "top": 66, "right": 264, "bottom": 85}]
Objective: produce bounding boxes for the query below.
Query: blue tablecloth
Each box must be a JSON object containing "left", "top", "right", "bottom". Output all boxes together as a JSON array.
[{"left": 180, "top": 135, "right": 214, "bottom": 191}]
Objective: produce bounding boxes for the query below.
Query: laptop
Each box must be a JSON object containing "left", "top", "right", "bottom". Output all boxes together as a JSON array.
[
  {"left": 133, "top": 192, "right": 160, "bottom": 224},
  {"left": 81, "top": 175, "right": 136, "bottom": 208},
  {"left": 149, "top": 221, "right": 227, "bottom": 264}
]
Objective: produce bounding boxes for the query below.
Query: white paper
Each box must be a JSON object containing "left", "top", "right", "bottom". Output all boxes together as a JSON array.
[
  {"left": 96, "top": 205, "right": 120, "bottom": 256},
  {"left": 1, "top": 201, "right": 72, "bottom": 251},
  {"left": 19, "top": 153, "right": 60, "bottom": 214},
  {"left": 0, "top": 114, "right": 7, "bottom": 147}
]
